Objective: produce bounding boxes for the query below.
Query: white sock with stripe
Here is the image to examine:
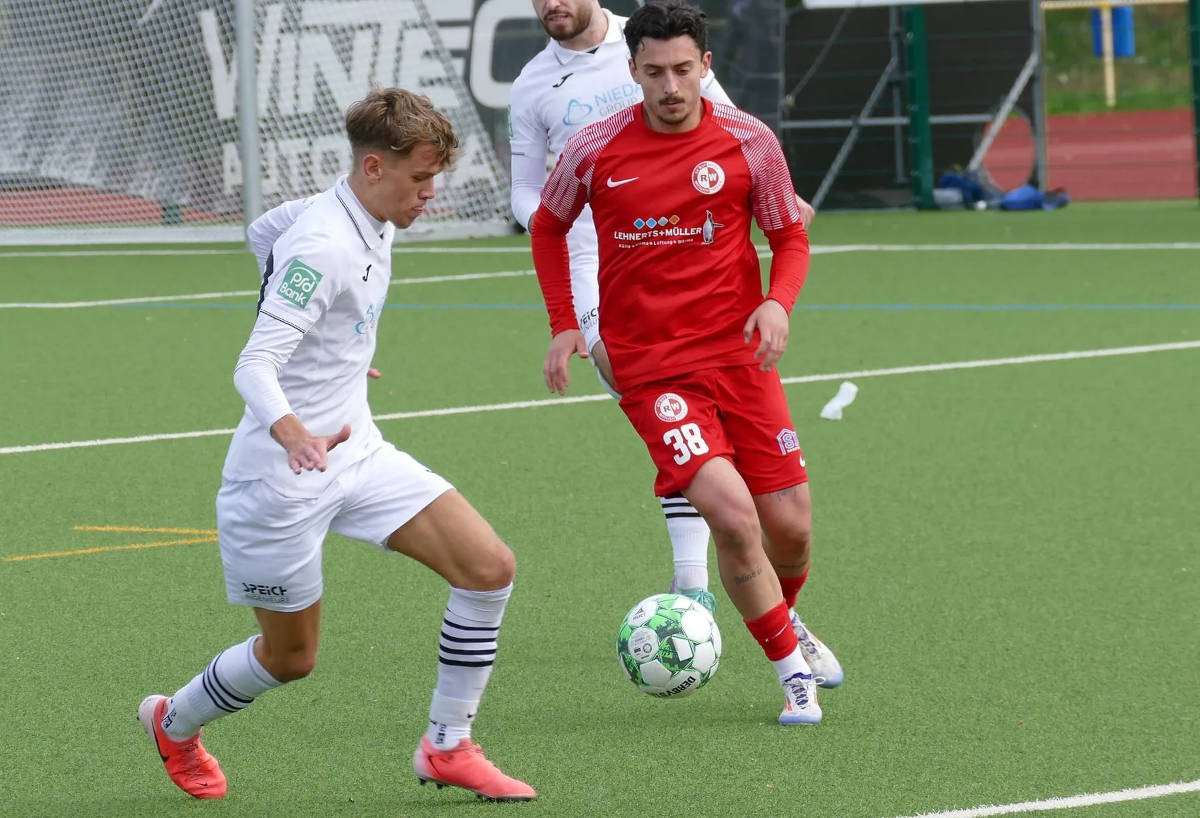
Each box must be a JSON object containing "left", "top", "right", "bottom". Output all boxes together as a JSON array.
[
  {"left": 425, "top": 584, "right": 511, "bottom": 751},
  {"left": 161, "top": 634, "right": 282, "bottom": 741},
  {"left": 661, "top": 495, "right": 711, "bottom": 591}
]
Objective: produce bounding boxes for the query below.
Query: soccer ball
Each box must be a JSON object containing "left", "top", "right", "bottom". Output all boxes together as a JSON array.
[{"left": 616, "top": 593, "right": 722, "bottom": 698}]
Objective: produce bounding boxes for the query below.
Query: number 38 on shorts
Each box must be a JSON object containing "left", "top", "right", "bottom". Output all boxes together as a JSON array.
[{"left": 663, "top": 422, "right": 710, "bottom": 465}]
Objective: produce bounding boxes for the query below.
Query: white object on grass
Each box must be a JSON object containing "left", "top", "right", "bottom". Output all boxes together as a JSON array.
[{"left": 820, "top": 381, "right": 859, "bottom": 420}]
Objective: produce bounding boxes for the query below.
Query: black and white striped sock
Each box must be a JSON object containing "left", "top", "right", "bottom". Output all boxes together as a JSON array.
[
  {"left": 660, "top": 495, "right": 711, "bottom": 592},
  {"left": 162, "top": 634, "right": 282, "bottom": 741},
  {"left": 426, "top": 584, "right": 511, "bottom": 750}
]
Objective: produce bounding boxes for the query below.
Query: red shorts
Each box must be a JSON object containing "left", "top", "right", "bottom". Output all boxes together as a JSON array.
[{"left": 618, "top": 365, "right": 808, "bottom": 497}]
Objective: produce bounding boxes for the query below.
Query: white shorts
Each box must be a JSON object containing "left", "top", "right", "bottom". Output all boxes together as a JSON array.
[{"left": 216, "top": 443, "right": 453, "bottom": 612}]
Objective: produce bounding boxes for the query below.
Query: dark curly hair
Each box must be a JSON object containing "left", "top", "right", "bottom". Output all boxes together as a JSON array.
[{"left": 624, "top": 0, "right": 709, "bottom": 62}]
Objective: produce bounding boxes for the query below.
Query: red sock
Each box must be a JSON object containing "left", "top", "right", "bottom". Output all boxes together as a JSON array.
[
  {"left": 779, "top": 566, "right": 809, "bottom": 609},
  {"left": 743, "top": 601, "right": 799, "bottom": 661}
]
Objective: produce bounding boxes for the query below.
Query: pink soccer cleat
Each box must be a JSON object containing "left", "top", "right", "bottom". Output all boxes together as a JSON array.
[
  {"left": 413, "top": 736, "right": 536, "bottom": 801},
  {"left": 138, "top": 694, "right": 228, "bottom": 799}
]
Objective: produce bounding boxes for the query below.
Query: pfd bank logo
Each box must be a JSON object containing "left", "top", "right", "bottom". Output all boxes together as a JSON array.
[{"left": 277, "top": 259, "right": 323, "bottom": 308}]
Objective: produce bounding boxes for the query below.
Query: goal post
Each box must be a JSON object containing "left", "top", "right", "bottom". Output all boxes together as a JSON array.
[{"left": 0, "top": 0, "right": 512, "bottom": 245}]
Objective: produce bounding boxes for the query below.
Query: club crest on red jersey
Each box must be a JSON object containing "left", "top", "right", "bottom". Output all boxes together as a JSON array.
[
  {"left": 692, "top": 161, "right": 725, "bottom": 195},
  {"left": 654, "top": 393, "right": 689, "bottom": 422}
]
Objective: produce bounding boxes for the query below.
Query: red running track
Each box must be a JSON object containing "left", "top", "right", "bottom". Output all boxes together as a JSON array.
[{"left": 984, "top": 108, "right": 1197, "bottom": 200}]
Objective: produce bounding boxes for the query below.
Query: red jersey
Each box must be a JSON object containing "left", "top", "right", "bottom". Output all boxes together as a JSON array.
[{"left": 532, "top": 98, "right": 809, "bottom": 392}]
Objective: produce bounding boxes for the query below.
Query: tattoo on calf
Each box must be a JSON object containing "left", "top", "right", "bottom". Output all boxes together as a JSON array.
[{"left": 734, "top": 567, "right": 762, "bottom": 585}]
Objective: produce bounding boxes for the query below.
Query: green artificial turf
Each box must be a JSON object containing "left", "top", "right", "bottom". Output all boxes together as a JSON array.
[{"left": 1, "top": 203, "right": 1198, "bottom": 817}]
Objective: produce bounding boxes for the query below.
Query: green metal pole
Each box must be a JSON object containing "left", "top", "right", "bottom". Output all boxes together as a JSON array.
[
  {"left": 1189, "top": 0, "right": 1200, "bottom": 201},
  {"left": 904, "top": 5, "right": 935, "bottom": 209}
]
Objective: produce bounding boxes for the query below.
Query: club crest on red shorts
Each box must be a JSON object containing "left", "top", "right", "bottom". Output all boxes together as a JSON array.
[
  {"left": 777, "top": 428, "right": 801, "bottom": 455},
  {"left": 654, "top": 393, "right": 689, "bottom": 422}
]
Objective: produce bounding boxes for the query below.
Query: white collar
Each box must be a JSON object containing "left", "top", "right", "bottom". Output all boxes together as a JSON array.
[
  {"left": 334, "top": 175, "right": 386, "bottom": 250},
  {"left": 549, "top": 9, "right": 623, "bottom": 66}
]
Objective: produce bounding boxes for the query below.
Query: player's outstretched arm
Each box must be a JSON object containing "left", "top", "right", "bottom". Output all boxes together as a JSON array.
[
  {"left": 269, "top": 414, "right": 351, "bottom": 474},
  {"left": 544, "top": 330, "right": 589, "bottom": 395},
  {"left": 742, "top": 299, "right": 790, "bottom": 371}
]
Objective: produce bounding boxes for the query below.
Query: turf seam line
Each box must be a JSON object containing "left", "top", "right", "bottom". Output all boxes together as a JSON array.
[
  {"left": 8, "top": 239, "right": 1200, "bottom": 307},
  {"left": 2, "top": 241, "right": 1199, "bottom": 260},
  {"left": 2, "top": 339, "right": 1197, "bottom": 456},
  {"left": 4, "top": 537, "right": 218, "bottom": 562},
  {"left": 0, "top": 270, "right": 538, "bottom": 308}
]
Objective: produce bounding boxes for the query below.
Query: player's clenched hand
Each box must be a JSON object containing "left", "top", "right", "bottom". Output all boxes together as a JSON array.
[
  {"left": 285, "top": 424, "right": 351, "bottom": 474},
  {"left": 271, "top": 415, "right": 352, "bottom": 474},
  {"left": 795, "top": 194, "right": 815, "bottom": 229},
  {"left": 743, "top": 299, "right": 790, "bottom": 371},
  {"left": 544, "top": 329, "right": 588, "bottom": 395}
]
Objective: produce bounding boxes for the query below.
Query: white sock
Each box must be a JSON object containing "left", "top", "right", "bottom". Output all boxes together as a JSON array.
[
  {"left": 162, "top": 635, "right": 282, "bottom": 740},
  {"left": 772, "top": 646, "right": 812, "bottom": 683},
  {"left": 660, "top": 495, "right": 710, "bottom": 591},
  {"left": 425, "top": 584, "right": 511, "bottom": 751}
]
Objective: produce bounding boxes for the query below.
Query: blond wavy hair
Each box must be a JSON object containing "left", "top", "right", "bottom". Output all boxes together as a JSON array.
[{"left": 344, "top": 88, "right": 458, "bottom": 168}]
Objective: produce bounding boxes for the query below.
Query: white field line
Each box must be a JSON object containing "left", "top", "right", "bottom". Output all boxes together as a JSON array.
[
  {"left": 2, "top": 340, "right": 1197, "bottom": 456},
  {"left": 891, "top": 778, "right": 1200, "bottom": 817},
  {"left": 0, "top": 269, "right": 537, "bottom": 308},
  {"left": 810, "top": 242, "right": 1200, "bottom": 254},
  {"left": 2, "top": 241, "right": 1199, "bottom": 260},
  {"left": 7, "top": 238, "right": 1200, "bottom": 308}
]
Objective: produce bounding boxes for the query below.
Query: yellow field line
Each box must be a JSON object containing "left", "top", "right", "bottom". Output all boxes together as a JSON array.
[
  {"left": 73, "top": 525, "right": 217, "bottom": 535},
  {"left": 4, "top": 536, "right": 218, "bottom": 562}
]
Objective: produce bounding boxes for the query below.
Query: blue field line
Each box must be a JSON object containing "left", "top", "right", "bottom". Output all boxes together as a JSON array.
[{"left": 114, "top": 301, "right": 1200, "bottom": 312}]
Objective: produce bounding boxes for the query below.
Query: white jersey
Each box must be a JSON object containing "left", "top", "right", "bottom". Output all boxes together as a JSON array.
[
  {"left": 246, "top": 193, "right": 319, "bottom": 271},
  {"left": 509, "top": 9, "right": 731, "bottom": 351},
  {"left": 508, "top": 9, "right": 731, "bottom": 231},
  {"left": 222, "top": 176, "right": 392, "bottom": 498}
]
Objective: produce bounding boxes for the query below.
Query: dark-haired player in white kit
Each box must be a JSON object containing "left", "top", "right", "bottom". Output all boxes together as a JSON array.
[{"left": 137, "top": 88, "right": 535, "bottom": 802}]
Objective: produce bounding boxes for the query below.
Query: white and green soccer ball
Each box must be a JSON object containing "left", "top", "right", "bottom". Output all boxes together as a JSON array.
[{"left": 616, "top": 593, "right": 722, "bottom": 698}]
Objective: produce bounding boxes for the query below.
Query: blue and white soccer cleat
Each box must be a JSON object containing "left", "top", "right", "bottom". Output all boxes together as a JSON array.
[
  {"left": 779, "top": 671, "right": 822, "bottom": 725},
  {"left": 668, "top": 580, "right": 718, "bottom": 614},
  {"left": 790, "top": 610, "right": 843, "bottom": 688}
]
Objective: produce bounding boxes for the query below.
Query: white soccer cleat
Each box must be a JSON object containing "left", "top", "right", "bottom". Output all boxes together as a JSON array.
[
  {"left": 778, "top": 671, "right": 822, "bottom": 725},
  {"left": 790, "top": 610, "right": 844, "bottom": 688}
]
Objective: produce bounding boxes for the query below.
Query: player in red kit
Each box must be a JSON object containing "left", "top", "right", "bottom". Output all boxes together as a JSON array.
[{"left": 531, "top": 0, "right": 842, "bottom": 724}]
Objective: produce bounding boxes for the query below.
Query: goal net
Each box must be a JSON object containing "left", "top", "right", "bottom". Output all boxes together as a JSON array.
[{"left": 0, "top": 0, "right": 512, "bottom": 244}]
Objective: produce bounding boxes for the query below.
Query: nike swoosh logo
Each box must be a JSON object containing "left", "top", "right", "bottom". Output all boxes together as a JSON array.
[{"left": 606, "top": 176, "right": 638, "bottom": 188}]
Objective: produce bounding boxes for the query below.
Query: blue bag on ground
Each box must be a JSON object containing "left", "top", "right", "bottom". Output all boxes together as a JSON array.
[{"left": 1000, "top": 184, "right": 1070, "bottom": 211}]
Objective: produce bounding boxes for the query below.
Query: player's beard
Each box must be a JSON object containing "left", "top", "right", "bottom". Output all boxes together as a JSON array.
[
  {"left": 540, "top": 7, "right": 591, "bottom": 41},
  {"left": 654, "top": 95, "right": 691, "bottom": 125}
]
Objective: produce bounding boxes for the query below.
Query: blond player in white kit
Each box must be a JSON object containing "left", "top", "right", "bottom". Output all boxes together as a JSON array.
[
  {"left": 137, "top": 88, "right": 535, "bottom": 803},
  {"left": 508, "top": 0, "right": 836, "bottom": 690}
]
